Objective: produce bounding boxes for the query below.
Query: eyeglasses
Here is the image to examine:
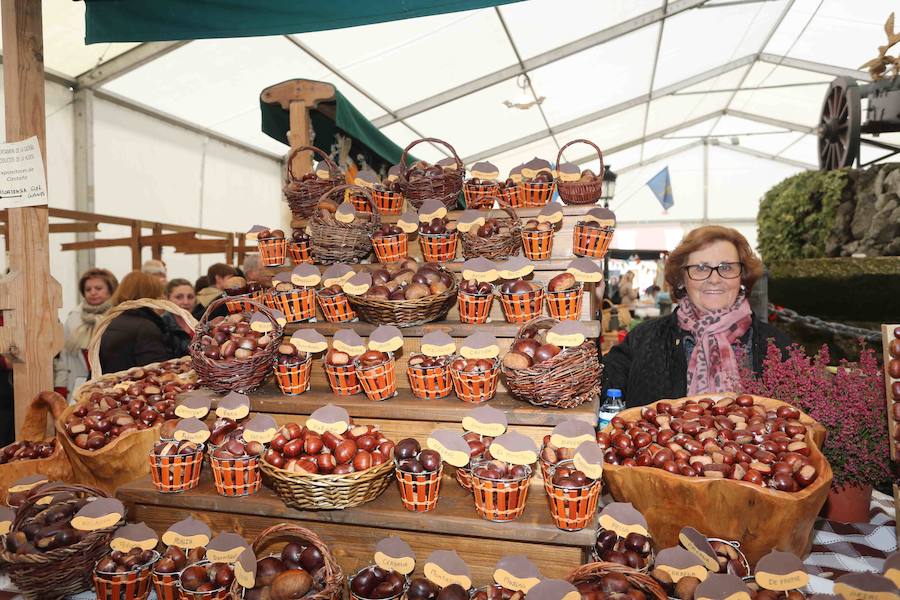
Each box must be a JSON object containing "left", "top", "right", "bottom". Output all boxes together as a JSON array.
[{"left": 683, "top": 262, "right": 743, "bottom": 281}]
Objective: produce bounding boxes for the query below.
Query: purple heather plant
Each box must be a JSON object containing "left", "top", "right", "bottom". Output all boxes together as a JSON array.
[{"left": 739, "top": 340, "right": 890, "bottom": 489}]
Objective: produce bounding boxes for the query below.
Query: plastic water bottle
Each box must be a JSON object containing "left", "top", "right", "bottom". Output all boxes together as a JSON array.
[{"left": 598, "top": 388, "right": 624, "bottom": 430}]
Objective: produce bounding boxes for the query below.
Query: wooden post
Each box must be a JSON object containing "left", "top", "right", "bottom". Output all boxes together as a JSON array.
[
  {"left": 151, "top": 223, "right": 163, "bottom": 260},
  {"left": 225, "top": 234, "right": 234, "bottom": 266},
  {"left": 130, "top": 221, "right": 141, "bottom": 270},
  {"left": 0, "top": 0, "right": 64, "bottom": 434}
]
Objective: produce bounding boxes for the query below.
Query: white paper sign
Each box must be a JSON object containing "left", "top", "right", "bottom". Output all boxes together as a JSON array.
[{"left": 0, "top": 137, "right": 47, "bottom": 208}]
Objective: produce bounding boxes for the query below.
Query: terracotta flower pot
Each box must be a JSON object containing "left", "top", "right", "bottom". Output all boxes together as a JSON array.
[{"left": 822, "top": 483, "right": 873, "bottom": 523}]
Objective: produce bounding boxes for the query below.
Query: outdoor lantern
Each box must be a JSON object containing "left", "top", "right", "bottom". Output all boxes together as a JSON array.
[{"left": 601, "top": 165, "right": 617, "bottom": 205}]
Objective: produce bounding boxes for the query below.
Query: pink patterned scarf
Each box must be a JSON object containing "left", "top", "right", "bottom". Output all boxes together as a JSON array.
[{"left": 676, "top": 293, "right": 752, "bottom": 395}]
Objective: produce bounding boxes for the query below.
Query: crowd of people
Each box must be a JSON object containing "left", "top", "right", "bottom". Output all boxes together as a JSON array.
[{"left": 52, "top": 258, "right": 258, "bottom": 402}]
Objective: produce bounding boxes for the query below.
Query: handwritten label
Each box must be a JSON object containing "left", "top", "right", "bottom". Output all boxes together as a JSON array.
[
  {"left": 0, "top": 137, "right": 48, "bottom": 208},
  {"left": 424, "top": 563, "right": 471, "bottom": 590},
  {"left": 656, "top": 565, "right": 709, "bottom": 584},
  {"left": 462, "top": 419, "right": 505, "bottom": 438},
  {"left": 598, "top": 514, "right": 649, "bottom": 539},
  {"left": 161, "top": 532, "right": 209, "bottom": 549}
]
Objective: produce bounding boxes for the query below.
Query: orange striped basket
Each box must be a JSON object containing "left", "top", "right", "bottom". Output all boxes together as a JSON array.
[
  {"left": 316, "top": 290, "right": 357, "bottom": 323},
  {"left": 151, "top": 570, "right": 179, "bottom": 600},
  {"left": 463, "top": 183, "right": 499, "bottom": 209},
  {"left": 470, "top": 462, "right": 533, "bottom": 522},
  {"left": 419, "top": 232, "right": 458, "bottom": 262},
  {"left": 371, "top": 233, "right": 409, "bottom": 263},
  {"left": 457, "top": 289, "right": 494, "bottom": 324},
  {"left": 355, "top": 356, "right": 397, "bottom": 402},
  {"left": 209, "top": 454, "right": 262, "bottom": 497},
  {"left": 545, "top": 460, "right": 602, "bottom": 531},
  {"left": 521, "top": 229, "right": 554, "bottom": 260},
  {"left": 499, "top": 288, "right": 545, "bottom": 323},
  {"left": 224, "top": 290, "right": 265, "bottom": 314},
  {"left": 373, "top": 189, "right": 404, "bottom": 215},
  {"left": 176, "top": 561, "right": 230, "bottom": 600},
  {"left": 257, "top": 237, "right": 288, "bottom": 267},
  {"left": 148, "top": 446, "right": 204, "bottom": 493},
  {"left": 450, "top": 361, "right": 500, "bottom": 404},
  {"left": 395, "top": 461, "right": 443, "bottom": 512},
  {"left": 268, "top": 288, "right": 316, "bottom": 322},
  {"left": 573, "top": 224, "right": 615, "bottom": 259},
  {"left": 324, "top": 362, "right": 361, "bottom": 396},
  {"left": 455, "top": 466, "right": 473, "bottom": 493},
  {"left": 351, "top": 192, "right": 373, "bottom": 214},
  {"left": 546, "top": 284, "right": 584, "bottom": 320},
  {"left": 274, "top": 357, "right": 312, "bottom": 395},
  {"left": 407, "top": 363, "right": 452, "bottom": 399},
  {"left": 517, "top": 181, "right": 555, "bottom": 208},
  {"left": 289, "top": 240, "right": 314, "bottom": 264},
  {"left": 93, "top": 552, "right": 158, "bottom": 600},
  {"left": 497, "top": 186, "right": 524, "bottom": 208}
]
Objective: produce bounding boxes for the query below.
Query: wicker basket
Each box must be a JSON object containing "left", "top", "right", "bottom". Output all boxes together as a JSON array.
[
  {"left": 189, "top": 298, "right": 283, "bottom": 393},
  {"left": 566, "top": 562, "right": 667, "bottom": 600},
  {"left": 501, "top": 317, "right": 601, "bottom": 409},
  {"left": 521, "top": 229, "right": 553, "bottom": 260},
  {"left": 517, "top": 181, "right": 555, "bottom": 208},
  {"left": 461, "top": 207, "right": 522, "bottom": 260},
  {"left": 556, "top": 140, "right": 605, "bottom": 205},
  {"left": 546, "top": 284, "right": 584, "bottom": 321},
  {"left": 545, "top": 460, "right": 602, "bottom": 531},
  {"left": 371, "top": 232, "right": 409, "bottom": 263},
  {"left": 373, "top": 189, "right": 404, "bottom": 215},
  {"left": 275, "top": 356, "right": 313, "bottom": 395},
  {"left": 573, "top": 224, "right": 615, "bottom": 259},
  {"left": 347, "top": 266, "right": 457, "bottom": 327},
  {"left": 419, "top": 232, "right": 458, "bottom": 262},
  {"left": 209, "top": 454, "right": 262, "bottom": 497},
  {"left": 309, "top": 184, "right": 381, "bottom": 264},
  {"left": 148, "top": 444, "right": 204, "bottom": 493},
  {"left": 398, "top": 138, "right": 464, "bottom": 210},
  {"left": 458, "top": 289, "right": 494, "bottom": 324},
  {"left": 470, "top": 462, "right": 533, "bottom": 522},
  {"left": 260, "top": 452, "right": 394, "bottom": 510},
  {"left": 463, "top": 182, "right": 499, "bottom": 209},
  {"left": 289, "top": 240, "right": 314, "bottom": 264},
  {"left": 497, "top": 186, "right": 523, "bottom": 208},
  {"left": 284, "top": 146, "right": 342, "bottom": 219},
  {"left": 0, "top": 483, "right": 122, "bottom": 600},
  {"left": 316, "top": 289, "right": 357, "bottom": 323},
  {"left": 229, "top": 523, "right": 344, "bottom": 600},
  {"left": 407, "top": 363, "right": 453, "bottom": 400},
  {"left": 395, "top": 461, "right": 443, "bottom": 512},
  {"left": 93, "top": 550, "right": 158, "bottom": 600}
]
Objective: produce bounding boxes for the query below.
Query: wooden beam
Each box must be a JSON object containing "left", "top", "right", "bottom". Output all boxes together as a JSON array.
[
  {"left": 130, "top": 221, "right": 141, "bottom": 270},
  {"left": 49, "top": 222, "right": 98, "bottom": 234},
  {"left": 0, "top": 0, "right": 63, "bottom": 434},
  {"left": 59, "top": 231, "right": 198, "bottom": 252},
  {"left": 260, "top": 80, "right": 335, "bottom": 177},
  {"left": 151, "top": 223, "right": 162, "bottom": 260}
]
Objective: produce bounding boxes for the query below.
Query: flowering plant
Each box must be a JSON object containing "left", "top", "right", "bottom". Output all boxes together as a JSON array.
[{"left": 739, "top": 341, "right": 890, "bottom": 489}]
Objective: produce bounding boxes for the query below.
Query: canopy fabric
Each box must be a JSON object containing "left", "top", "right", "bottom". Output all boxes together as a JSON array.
[
  {"left": 260, "top": 86, "right": 414, "bottom": 173},
  {"left": 84, "top": 0, "right": 523, "bottom": 43}
]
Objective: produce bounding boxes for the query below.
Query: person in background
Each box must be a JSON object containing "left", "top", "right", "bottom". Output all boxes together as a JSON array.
[
  {"left": 602, "top": 226, "right": 790, "bottom": 408},
  {"left": 141, "top": 259, "right": 167, "bottom": 286},
  {"left": 99, "top": 271, "right": 178, "bottom": 374},
  {"left": 617, "top": 271, "right": 639, "bottom": 310},
  {"left": 163, "top": 278, "right": 196, "bottom": 355},
  {"left": 54, "top": 268, "right": 119, "bottom": 401},
  {"left": 194, "top": 275, "right": 209, "bottom": 293},
  {"left": 242, "top": 254, "right": 273, "bottom": 288},
  {"left": 193, "top": 263, "right": 236, "bottom": 320}
]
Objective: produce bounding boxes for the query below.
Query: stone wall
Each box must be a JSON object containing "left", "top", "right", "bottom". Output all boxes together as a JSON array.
[{"left": 827, "top": 163, "right": 900, "bottom": 257}]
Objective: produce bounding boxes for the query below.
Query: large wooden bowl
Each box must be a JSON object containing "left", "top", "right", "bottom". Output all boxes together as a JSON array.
[{"left": 601, "top": 393, "right": 832, "bottom": 567}]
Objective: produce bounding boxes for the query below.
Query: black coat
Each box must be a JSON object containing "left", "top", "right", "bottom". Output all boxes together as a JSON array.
[
  {"left": 601, "top": 311, "right": 791, "bottom": 408},
  {"left": 99, "top": 308, "right": 178, "bottom": 374}
]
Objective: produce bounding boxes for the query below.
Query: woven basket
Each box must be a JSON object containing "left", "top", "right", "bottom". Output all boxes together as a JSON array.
[
  {"left": 566, "top": 562, "right": 667, "bottom": 600},
  {"left": 268, "top": 287, "right": 316, "bottom": 322},
  {"left": 395, "top": 461, "right": 443, "bottom": 512},
  {"left": 373, "top": 189, "right": 404, "bottom": 215},
  {"left": 521, "top": 229, "right": 553, "bottom": 260},
  {"left": 93, "top": 551, "right": 158, "bottom": 600},
  {"left": 498, "top": 287, "right": 545, "bottom": 323},
  {"left": 316, "top": 289, "right": 357, "bottom": 323},
  {"left": 310, "top": 184, "right": 381, "bottom": 264},
  {"left": 257, "top": 237, "right": 288, "bottom": 267},
  {"left": 284, "top": 146, "right": 342, "bottom": 218},
  {"left": 371, "top": 232, "right": 409, "bottom": 263},
  {"left": 398, "top": 138, "right": 464, "bottom": 210},
  {"left": 463, "top": 182, "right": 499, "bottom": 209},
  {"left": 545, "top": 460, "right": 602, "bottom": 531},
  {"left": 0, "top": 483, "right": 122, "bottom": 600},
  {"left": 501, "top": 317, "right": 601, "bottom": 409},
  {"left": 556, "top": 139, "right": 605, "bottom": 205},
  {"left": 573, "top": 224, "right": 615, "bottom": 259},
  {"left": 229, "top": 523, "right": 344, "bottom": 600},
  {"left": 419, "top": 232, "right": 458, "bottom": 262},
  {"left": 261, "top": 451, "right": 394, "bottom": 510},
  {"left": 546, "top": 284, "right": 584, "bottom": 321},
  {"left": 209, "top": 454, "right": 262, "bottom": 497},
  {"left": 275, "top": 357, "right": 313, "bottom": 395},
  {"left": 461, "top": 207, "right": 523, "bottom": 260},
  {"left": 450, "top": 361, "right": 500, "bottom": 404},
  {"left": 458, "top": 289, "right": 494, "bottom": 324},
  {"left": 0, "top": 391, "right": 73, "bottom": 502},
  {"left": 470, "top": 463, "right": 533, "bottom": 522},
  {"left": 189, "top": 298, "right": 283, "bottom": 393},
  {"left": 517, "top": 181, "right": 555, "bottom": 208},
  {"left": 148, "top": 444, "right": 204, "bottom": 493},
  {"left": 497, "top": 186, "right": 523, "bottom": 208},
  {"left": 324, "top": 362, "right": 361, "bottom": 396},
  {"left": 407, "top": 363, "right": 453, "bottom": 400},
  {"left": 355, "top": 356, "right": 398, "bottom": 401},
  {"left": 347, "top": 266, "right": 457, "bottom": 327}
]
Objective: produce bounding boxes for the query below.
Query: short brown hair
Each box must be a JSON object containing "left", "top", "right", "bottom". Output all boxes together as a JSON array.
[
  {"left": 165, "top": 278, "right": 193, "bottom": 296},
  {"left": 665, "top": 226, "right": 763, "bottom": 300},
  {"left": 207, "top": 263, "right": 236, "bottom": 282},
  {"left": 79, "top": 268, "right": 118, "bottom": 298},
  {"left": 110, "top": 271, "right": 164, "bottom": 306}
]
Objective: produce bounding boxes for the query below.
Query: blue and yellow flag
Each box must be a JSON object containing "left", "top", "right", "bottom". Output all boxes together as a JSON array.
[{"left": 646, "top": 167, "right": 674, "bottom": 211}]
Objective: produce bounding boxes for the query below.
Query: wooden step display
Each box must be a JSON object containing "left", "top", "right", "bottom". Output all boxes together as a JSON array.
[{"left": 117, "top": 470, "right": 594, "bottom": 584}]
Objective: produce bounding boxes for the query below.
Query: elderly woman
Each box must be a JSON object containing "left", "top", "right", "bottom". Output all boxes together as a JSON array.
[{"left": 602, "top": 226, "right": 790, "bottom": 408}]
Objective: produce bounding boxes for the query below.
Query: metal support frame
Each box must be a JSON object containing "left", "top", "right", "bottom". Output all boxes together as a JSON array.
[
  {"left": 75, "top": 41, "right": 189, "bottom": 89},
  {"left": 618, "top": 140, "right": 704, "bottom": 174},
  {"left": 373, "top": 0, "right": 710, "bottom": 128},
  {"left": 702, "top": 139, "right": 709, "bottom": 222},
  {"left": 73, "top": 88, "right": 95, "bottom": 273},
  {"left": 758, "top": 53, "right": 871, "bottom": 82},
  {"left": 639, "top": 1, "right": 668, "bottom": 162},
  {"left": 712, "top": 140, "right": 816, "bottom": 170}
]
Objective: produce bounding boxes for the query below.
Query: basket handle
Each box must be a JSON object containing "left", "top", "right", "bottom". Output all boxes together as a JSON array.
[
  {"left": 514, "top": 316, "right": 558, "bottom": 342},
  {"left": 398, "top": 138, "right": 463, "bottom": 178},
  {"left": 601, "top": 298, "right": 615, "bottom": 310},
  {"left": 556, "top": 139, "right": 605, "bottom": 183},
  {"left": 19, "top": 391, "right": 67, "bottom": 442},
  {"left": 317, "top": 183, "right": 381, "bottom": 223},
  {"left": 286, "top": 146, "right": 341, "bottom": 184},
  {"left": 87, "top": 298, "right": 199, "bottom": 381},
  {"left": 11, "top": 482, "right": 111, "bottom": 529},
  {"left": 499, "top": 205, "right": 519, "bottom": 222}
]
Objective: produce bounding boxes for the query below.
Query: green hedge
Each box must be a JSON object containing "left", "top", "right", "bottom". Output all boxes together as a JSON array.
[{"left": 757, "top": 170, "right": 850, "bottom": 264}]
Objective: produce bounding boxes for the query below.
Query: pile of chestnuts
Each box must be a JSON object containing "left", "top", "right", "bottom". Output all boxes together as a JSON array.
[
  {"left": 0, "top": 440, "right": 56, "bottom": 464},
  {"left": 245, "top": 541, "right": 326, "bottom": 600},
  {"left": 95, "top": 547, "right": 158, "bottom": 573},
  {"left": 153, "top": 544, "right": 206, "bottom": 574},
  {"left": 349, "top": 565, "right": 407, "bottom": 599},
  {"left": 501, "top": 329, "right": 561, "bottom": 371},
  {"left": 178, "top": 562, "right": 235, "bottom": 594},
  {"left": 419, "top": 217, "right": 456, "bottom": 236},
  {"left": 263, "top": 422, "right": 395, "bottom": 476},
  {"left": 196, "top": 313, "right": 275, "bottom": 361},
  {"left": 593, "top": 529, "right": 653, "bottom": 571},
  {"left": 364, "top": 261, "right": 454, "bottom": 301},
  {"left": 5, "top": 492, "right": 91, "bottom": 553},
  {"left": 393, "top": 438, "right": 442, "bottom": 474}
]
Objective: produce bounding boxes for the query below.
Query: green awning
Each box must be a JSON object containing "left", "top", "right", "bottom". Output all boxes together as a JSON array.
[
  {"left": 260, "top": 84, "right": 414, "bottom": 174},
  {"left": 84, "top": 0, "right": 523, "bottom": 43}
]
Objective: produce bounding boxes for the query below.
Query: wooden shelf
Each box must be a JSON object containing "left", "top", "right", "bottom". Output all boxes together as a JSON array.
[
  {"left": 190, "top": 383, "right": 598, "bottom": 428},
  {"left": 118, "top": 472, "right": 593, "bottom": 548},
  {"left": 284, "top": 319, "right": 601, "bottom": 338}
]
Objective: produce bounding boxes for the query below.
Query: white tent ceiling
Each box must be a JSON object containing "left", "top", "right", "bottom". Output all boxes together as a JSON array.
[{"left": 5, "top": 0, "right": 900, "bottom": 226}]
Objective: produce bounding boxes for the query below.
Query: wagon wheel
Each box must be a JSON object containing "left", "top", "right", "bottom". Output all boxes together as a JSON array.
[{"left": 817, "top": 76, "right": 861, "bottom": 170}]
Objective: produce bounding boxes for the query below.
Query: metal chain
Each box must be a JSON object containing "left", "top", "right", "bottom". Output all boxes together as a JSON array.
[{"left": 768, "top": 304, "right": 882, "bottom": 343}]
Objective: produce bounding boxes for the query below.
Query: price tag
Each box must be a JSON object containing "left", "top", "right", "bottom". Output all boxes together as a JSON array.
[
  {"left": 496, "top": 256, "right": 533, "bottom": 279},
  {"left": 550, "top": 420, "right": 595, "bottom": 449},
  {"left": 462, "top": 405, "right": 507, "bottom": 437},
  {"left": 493, "top": 556, "right": 541, "bottom": 592},
  {"left": 598, "top": 503, "right": 649, "bottom": 538},
  {"left": 374, "top": 537, "right": 416, "bottom": 575},
  {"left": 71, "top": 498, "right": 124, "bottom": 532},
  {"left": 427, "top": 430, "right": 471, "bottom": 468},
  {"left": 525, "top": 579, "right": 580, "bottom": 600},
  {"left": 207, "top": 532, "right": 250, "bottom": 564},
  {"left": 216, "top": 392, "right": 250, "bottom": 420},
  {"left": 110, "top": 523, "right": 158, "bottom": 553},
  {"left": 0, "top": 506, "right": 14, "bottom": 535},
  {"left": 333, "top": 329, "right": 366, "bottom": 356},
  {"left": 489, "top": 431, "right": 538, "bottom": 466},
  {"left": 173, "top": 417, "right": 211, "bottom": 444},
  {"left": 754, "top": 550, "right": 808, "bottom": 591},
  {"left": 421, "top": 331, "right": 455, "bottom": 357},
  {"left": 654, "top": 547, "right": 709, "bottom": 583},
  {"left": 695, "top": 574, "right": 751, "bottom": 600},
  {"left": 175, "top": 392, "right": 211, "bottom": 419},
  {"left": 342, "top": 272, "right": 372, "bottom": 296},
  {"left": 162, "top": 517, "right": 211, "bottom": 549},
  {"left": 546, "top": 321, "right": 589, "bottom": 347},
  {"left": 322, "top": 264, "right": 356, "bottom": 288},
  {"left": 572, "top": 441, "right": 603, "bottom": 480},
  {"left": 307, "top": 405, "right": 350, "bottom": 436},
  {"left": 369, "top": 325, "right": 403, "bottom": 353},
  {"left": 679, "top": 527, "right": 720, "bottom": 572},
  {"left": 424, "top": 550, "right": 471, "bottom": 590},
  {"left": 235, "top": 547, "right": 257, "bottom": 589},
  {"left": 243, "top": 414, "right": 278, "bottom": 444},
  {"left": 833, "top": 573, "right": 900, "bottom": 600},
  {"left": 458, "top": 332, "right": 499, "bottom": 360}
]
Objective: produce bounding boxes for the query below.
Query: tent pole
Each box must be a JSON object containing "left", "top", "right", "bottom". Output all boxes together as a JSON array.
[
  {"left": 702, "top": 139, "right": 709, "bottom": 224},
  {"left": 0, "top": 0, "right": 64, "bottom": 434}
]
